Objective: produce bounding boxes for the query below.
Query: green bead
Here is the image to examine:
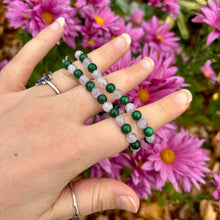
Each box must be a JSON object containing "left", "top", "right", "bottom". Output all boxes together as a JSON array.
[
  {"left": 132, "top": 110, "right": 142, "bottom": 121},
  {"left": 79, "top": 53, "right": 88, "bottom": 62},
  {"left": 121, "top": 123, "right": 132, "bottom": 134},
  {"left": 143, "top": 127, "right": 154, "bottom": 137},
  {"left": 106, "top": 83, "right": 116, "bottom": 93},
  {"left": 120, "top": 96, "right": 130, "bottom": 105},
  {"left": 88, "top": 63, "right": 97, "bottom": 73},
  {"left": 62, "top": 60, "right": 72, "bottom": 69},
  {"left": 85, "top": 81, "right": 95, "bottom": 91},
  {"left": 74, "top": 69, "right": 83, "bottom": 79},
  {"left": 129, "top": 141, "right": 141, "bottom": 151},
  {"left": 97, "top": 94, "right": 107, "bottom": 104},
  {"left": 109, "top": 108, "right": 119, "bottom": 118}
]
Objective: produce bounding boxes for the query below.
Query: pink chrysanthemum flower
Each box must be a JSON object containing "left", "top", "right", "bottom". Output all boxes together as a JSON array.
[
  {"left": 0, "top": 59, "right": 9, "bottom": 71},
  {"left": 142, "top": 127, "right": 210, "bottom": 192},
  {"left": 211, "top": 172, "right": 220, "bottom": 209},
  {"left": 143, "top": 16, "right": 180, "bottom": 55},
  {"left": 148, "top": 0, "right": 180, "bottom": 18},
  {"left": 192, "top": 0, "right": 220, "bottom": 46},
  {"left": 82, "top": 5, "right": 119, "bottom": 33},
  {"left": 5, "top": 0, "right": 30, "bottom": 29},
  {"left": 126, "top": 9, "right": 144, "bottom": 26},
  {"left": 75, "top": 0, "right": 109, "bottom": 8},
  {"left": 200, "top": 60, "right": 218, "bottom": 84}
]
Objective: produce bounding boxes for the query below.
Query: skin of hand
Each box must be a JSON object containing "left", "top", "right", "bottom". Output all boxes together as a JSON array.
[{"left": 0, "top": 17, "right": 192, "bottom": 220}]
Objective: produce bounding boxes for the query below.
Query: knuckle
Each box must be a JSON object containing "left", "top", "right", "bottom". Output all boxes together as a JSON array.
[{"left": 91, "top": 180, "right": 104, "bottom": 212}]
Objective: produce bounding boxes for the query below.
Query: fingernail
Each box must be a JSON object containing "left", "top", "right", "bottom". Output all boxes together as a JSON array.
[
  {"left": 117, "top": 196, "right": 138, "bottom": 213},
  {"left": 174, "top": 89, "right": 192, "bottom": 105},
  {"left": 50, "top": 17, "right": 65, "bottom": 30},
  {"left": 140, "top": 57, "right": 155, "bottom": 68},
  {"left": 114, "top": 33, "right": 131, "bottom": 48}
]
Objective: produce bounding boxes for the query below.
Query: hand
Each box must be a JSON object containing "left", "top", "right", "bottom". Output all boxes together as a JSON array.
[{"left": 0, "top": 18, "right": 192, "bottom": 220}]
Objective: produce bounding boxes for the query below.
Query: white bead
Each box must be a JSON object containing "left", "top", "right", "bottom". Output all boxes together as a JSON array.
[
  {"left": 101, "top": 114, "right": 110, "bottom": 120},
  {"left": 113, "top": 89, "right": 123, "bottom": 99},
  {"left": 83, "top": 58, "right": 92, "bottom": 67},
  {"left": 115, "top": 115, "right": 125, "bottom": 126},
  {"left": 91, "top": 88, "right": 101, "bottom": 98},
  {"left": 79, "top": 75, "right": 89, "bottom": 85},
  {"left": 119, "top": 108, "right": 125, "bottom": 114},
  {"left": 98, "top": 78, "right": 108, "bottom": 88},
  {"left": 125, "top": 103, "right": 136, "bottom": 113},
  {"left": 67, "top": 64, "right": 77, "bottom": 74},
  {"left": 144, "top": 134, "right": 156, "bottom": 143},
  {"left": 126, "top": 132, "right": 137, "bottom": 143},
  {"left": 93, "top": 70, "right": 102, "bottom": 79},
  {"left": 138, "top": 118, "right": 148, "bottom": 129},
  {"left": 75, "top": 50, "right": 83, "bottom": 59},
  {"left": 103, "top": 102, "right": 113, "bottom": 112}
]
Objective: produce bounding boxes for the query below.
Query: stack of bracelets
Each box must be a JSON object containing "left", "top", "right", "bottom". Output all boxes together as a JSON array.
[{"left": 62, "top": 51, "right": 156, "bottom": 152}]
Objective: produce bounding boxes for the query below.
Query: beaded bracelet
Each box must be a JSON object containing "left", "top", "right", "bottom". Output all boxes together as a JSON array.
[{"left": 74, "top": 51, "right": 156, "bottom": 146}]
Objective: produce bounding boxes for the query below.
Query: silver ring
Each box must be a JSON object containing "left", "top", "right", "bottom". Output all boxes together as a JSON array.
[
  {"left": 70, "top": 182, "right": 80, "bottom": 219},
  {"left": 36, "top": 72, "right": 60, "bottom": 95}
]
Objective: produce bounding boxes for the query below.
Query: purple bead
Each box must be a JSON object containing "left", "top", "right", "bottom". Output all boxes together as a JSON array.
[
  {"left": 79, "top": 75, "right": 89, "bottom": 85},
  {"left": 126, "top": 132, "right": 137, "bottom": 143},
  {"left": 98, "top": 78, "right": 108, "bottom": 88},
  {"left": 115, "top": 115, "right": 125, "bottom": 127},
  {"left": 125, "top": 103, "right": 136, "bottom": 113},
  {"left": 93, "top": 70, "right": 102, "bottom": 79},
  {"left": 83, "top": 58, "right": 92, "bottom": 67},
  {"left": 137, "top": 118, "right": 148, "bottom": 129},
  {"left": 103, "top": 102, "right": 113, "bottom": 112},
  {"left": 144, "top": 134, "right": 156, "bottom": 143},
  {"left": 67, "top": 64, "right": 77, "bottom": 74},
  {"left": 91, "top": 88, "right": 101, "bottom": 98},
  {"left": 113, "top": 89, "right": 123, "bottom": 99},
  {"left": 75, "top": 50, "right": 83, "bottom": 60}
]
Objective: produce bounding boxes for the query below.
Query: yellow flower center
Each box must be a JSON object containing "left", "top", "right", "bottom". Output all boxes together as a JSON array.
[
  {"left": 95, "top": 16, "right": 105, "bottom": 25},
  {"left": 137, "top": 159, "right": 144, "bottom": 167},
  {"left": 156, "top": 51, "right": 160, "bottom": 57},
  {"left": 204, "top": 71, "right": 210, "bottom": 77},
  {"left": 157, "top": 34, "right": 164, "bottom": 42},
  {"left": 111, "top": 36, "right": 116, "bottom": 40},
  {"left": 24, "top": 13, "right": 29, "bottom": 19},
  {"left": 212, "top": 92, "right": 219, "bottom": 101},
  {"left": 41, "top": 12, "right": 53, "bottom": 24},
  {"left": 138, "top": 88, "right": 150, "bottom": 103},
  {"left": 136, "top": 18, "right": 142, "bottom": 24},
  {"left": 88, "top": 39, "right": 95, "bottom": 46},
  {"left": 160, "top": 149, "right": 175, "bottom": 164}
]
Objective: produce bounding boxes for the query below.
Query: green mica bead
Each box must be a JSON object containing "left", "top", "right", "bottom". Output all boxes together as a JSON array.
[
  {"left": 132, "top": 110, "right": 142, "bottom": 121},
  {"left": 120, "top": 96, "right": 130, "bottom": 105},
  {"left": 109, "top": 108, "right": 119, "bottom": 118},
  {"left": 62, "top": 60, "right": 72, "bottom": 69},
  {"left": 121, "top": 123, "right": 132, "bottom": 134},
  {"left": 79, "top": 53, "right": 88, "bottom": 62},
  {"left": 97, "top": 94, "right": 107, "bottom": 104},
  {"left": 74, "top": 69, "right": 83, "bottom": 79},
  {"left": 85, "top": 81, "right": 95, "bottom": 91},
  {"left": 106, "top": 83, "right": 116, "bottom": 93},
  {"left": 88, "top": 63, "right": 97, "bottom": 73},
  {"left": 143, "top": 127, "right": 154, "bottom": 137},
  {"left": 129, "top": 140, "right": 141, "bottom": 151}
]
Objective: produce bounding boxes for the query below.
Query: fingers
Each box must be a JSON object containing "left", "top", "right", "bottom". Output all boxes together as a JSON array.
[
  {"left": 0, "top": 17, "right": 65, "bottom": 92},
  {"left": 31, "top": 34, "right": 132, "bottom": 97},
  {"left": 61, "top": 57, "right": 154, "bottom": 122},
  {"left": 83, "top": 90, "right": 192, "bottom": 164},
  {"left": 39, "top": 178, "right": 139, "bottom": 220}
]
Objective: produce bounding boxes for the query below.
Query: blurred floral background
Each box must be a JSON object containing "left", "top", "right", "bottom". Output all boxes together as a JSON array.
[{"left": 1, "top": 0, "right": 220, "bottom": 219}]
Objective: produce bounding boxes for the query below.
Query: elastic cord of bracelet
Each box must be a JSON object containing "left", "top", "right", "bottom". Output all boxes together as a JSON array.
[
  {"left": 62, "top": 57, "right": 140, "bottom": 151},
  {"left": 74, "top": 51, "right": 156, "bottom": 148}
]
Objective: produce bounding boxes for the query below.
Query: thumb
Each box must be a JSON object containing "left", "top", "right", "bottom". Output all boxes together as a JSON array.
[{"left": 40, "top": 178, "right": 139, "bottom": 220}]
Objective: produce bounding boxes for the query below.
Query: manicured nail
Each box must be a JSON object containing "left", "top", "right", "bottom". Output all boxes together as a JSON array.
[
  {"left": 174, "top": 89, "right": 192, "bottom": 105},
  {"left": 117, "top": 196, "right": 138, "bottom": 213},
  {"left": 140, "top": 57, "right": 155, "bottom": 68},
  {"left": 50, "top": 17, "right": 65, "bottom": 30},
  {"left": 114, "top": 33, "right": 131, "bottom": 48}
]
